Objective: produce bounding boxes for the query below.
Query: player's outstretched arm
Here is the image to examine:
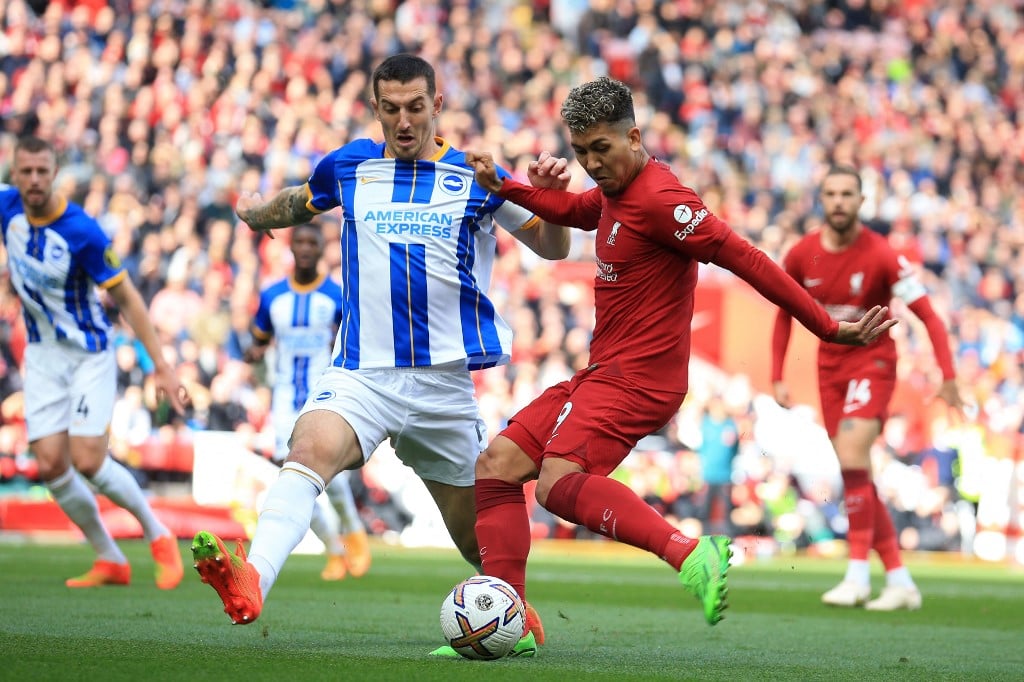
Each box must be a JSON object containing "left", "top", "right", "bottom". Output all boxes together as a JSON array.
[
  {"left": 235, "top": 186, "right": 316, "bottom": 237},
  {"left": 521, "top": 151, "right": 571, "bottom": 260},
  {"left": 107, "top": 278, "right": 191, "bottom": 414},
  {"left": 832, "top": 305, "right": 898, "bottom": 346}
]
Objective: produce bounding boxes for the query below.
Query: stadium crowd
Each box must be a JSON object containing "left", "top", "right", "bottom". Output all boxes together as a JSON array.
[{"left": 0, "top": 0, "right": 1021, "bottom": 557}]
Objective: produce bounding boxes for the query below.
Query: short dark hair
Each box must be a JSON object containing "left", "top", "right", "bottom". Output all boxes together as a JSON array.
[
  {"left": 371, "top": 54, "right": 436, "bottom": 100},
  {"left": 823, "top": 164, "right": 862, "bottom": 192},
  {"left": 14, "top": 135, "right": 54, "bottom": 156},
  {"left": 560, "top": 77, "right": 636, "bottom": 134},
  {"left": 293, "top": 222, "right": 324, "bottom": 242}
]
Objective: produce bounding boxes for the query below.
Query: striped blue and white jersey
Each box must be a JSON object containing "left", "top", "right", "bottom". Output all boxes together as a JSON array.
[
  {"left": 253, "top": 274, "right": 343, "bottom": 412},
  {"left": 305, "top": 137, "right": 540, "bottom": 371},
  {"left": 0, "top": 187, "right": 124, "bottom": 351}
]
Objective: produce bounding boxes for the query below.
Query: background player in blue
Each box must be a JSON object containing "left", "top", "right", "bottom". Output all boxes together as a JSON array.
[
  {"left": 191, "top": 54, "right": 570, "bottom": 648},
  {"left": 0, "top": 136, "right": 189, "bottom": 588},
  {"left": 246, "top": 223, "right": 372, "bottom": 581}
]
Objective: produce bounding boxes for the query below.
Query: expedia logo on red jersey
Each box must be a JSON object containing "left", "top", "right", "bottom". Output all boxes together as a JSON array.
[{"left": 673, "top": 206, "right": 707, "bottom": 241}]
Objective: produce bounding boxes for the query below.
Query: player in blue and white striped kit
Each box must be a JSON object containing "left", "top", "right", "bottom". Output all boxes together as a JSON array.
[
  {"left": 247, "top": 223, "right": 371, "bottom": 581},
  {"left": 0, "top": 136, "right": 188, "bottom": 589},
  {"left": 191, "top": 55, "right": 569, "bottom": 644}
]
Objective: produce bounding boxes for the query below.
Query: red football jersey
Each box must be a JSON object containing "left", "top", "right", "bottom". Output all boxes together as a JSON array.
[
  {"left": 779, "top": 226, "right": 924, "bottom": 376},
  {"left": 501, "top": 160, "right": 837, "bottom": 392}
]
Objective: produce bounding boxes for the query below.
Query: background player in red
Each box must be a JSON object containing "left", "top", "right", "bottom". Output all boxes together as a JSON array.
[
  {"left": 448, "top": 78, "right": 896, "bottom": 647},
  {"left": 772, "top": 165, "right": 964, "bottom": 611}
]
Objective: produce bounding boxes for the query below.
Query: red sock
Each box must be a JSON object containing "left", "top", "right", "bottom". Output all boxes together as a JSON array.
[
  {"left": 544, "top": 472, "right": 696, "bottom": 570},
  {"left": 841, "top": 469, "right": 874, "bottom": 561},
  {"left": 475, "top": 478, "right": 531, "bottom": 601},
  {"left": 871, "top": 484, "right": 903, "bottom": 570}
]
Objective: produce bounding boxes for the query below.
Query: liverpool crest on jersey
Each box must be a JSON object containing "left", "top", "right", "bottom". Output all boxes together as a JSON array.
[{"left": 849, "top": 272, "right": 864, "bottom": 296}]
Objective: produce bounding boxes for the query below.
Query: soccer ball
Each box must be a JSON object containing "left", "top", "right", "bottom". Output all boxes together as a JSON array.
[{"left": 439, "top": 575, "right": 525, "bottom": 660}]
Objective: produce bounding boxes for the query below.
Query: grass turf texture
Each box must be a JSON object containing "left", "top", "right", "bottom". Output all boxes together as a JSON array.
[{"left": 0, "top": 538, "right": 1021, "bottom": 681}]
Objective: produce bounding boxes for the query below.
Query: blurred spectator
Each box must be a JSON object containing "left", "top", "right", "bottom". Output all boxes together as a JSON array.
[
  {"left": 696, "top": 395, "right": 740, "bottom": 535},
  {"left": 0, "top": 0, "right": 1018, "bottom": 551},
  {"left": 109, "top": 385, "right": 153, "bottom": 469}
]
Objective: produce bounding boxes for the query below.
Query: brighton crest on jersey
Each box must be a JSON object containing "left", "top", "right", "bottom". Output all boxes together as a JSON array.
[
  {"left": 0, "top": 187, "right": 123, "bottom": 351},
  {"left": 305, "top": 138, "right": 537, "bottom": 371}
]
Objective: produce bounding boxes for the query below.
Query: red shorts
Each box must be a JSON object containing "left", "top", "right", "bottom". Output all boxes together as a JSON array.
[
  {"left": 818, "top": 364, "right": 895, "bottom": 438},
  {"left": 499, "top": 364, "right": 685, "bottom": 477}
]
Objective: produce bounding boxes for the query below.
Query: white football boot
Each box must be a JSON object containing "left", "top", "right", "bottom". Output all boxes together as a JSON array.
[
  {"left": 821, "top": 580, "right": 871, "bottom": 607},
  {"left": 865, "top": 585, "right": 923, "bottom": 611}
]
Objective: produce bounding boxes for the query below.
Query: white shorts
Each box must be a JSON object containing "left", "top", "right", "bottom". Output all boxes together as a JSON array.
[
  {"left": 24, "top": 342, "right": 116, "bottom": 441},
  {"left": 298, "top": 366, "right": 486, "bottom": 486}
]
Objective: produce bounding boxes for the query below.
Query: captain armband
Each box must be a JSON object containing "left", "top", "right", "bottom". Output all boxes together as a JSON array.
[{"left": 892, "top": 276, "right": 927, "bottom": 304}]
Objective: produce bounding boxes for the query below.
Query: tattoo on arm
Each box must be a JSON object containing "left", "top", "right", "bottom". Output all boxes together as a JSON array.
[{"left": 241, "top": 186, "right": 316, "bottom": 230}]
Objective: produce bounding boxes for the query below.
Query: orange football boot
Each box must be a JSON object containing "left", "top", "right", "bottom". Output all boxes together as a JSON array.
[
  {"left": 524, "top": 601, "right": 546, "bottom": 645},
  {"left": 321, "top": 553, "right": 347, "bottom": 581},
  {"left": 150, "top": 534, "right": 185, "bottom": 590},
  {"left": 66, "top": 560, "right": 131, "bottom": 588},
  {"left": 343, "top": 530, "right": 372, "bottom": 578},
  {"left": 191, "top": 531, "right": 262, "bottom": 624}
]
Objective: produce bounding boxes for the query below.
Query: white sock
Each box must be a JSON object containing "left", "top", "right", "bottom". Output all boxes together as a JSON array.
[
  {"left": 47, "top": 468, "right": 126, "bottom": 564},
  {"left": 843, "top": 559, "right": 871, "bottom": 585},
  {"left": 310, "top": 494, "right": 344, "bottom": 555},
  {"left": 89, "top": 456, "right": 169, "bottom": 542},
  {"left": 248, "top": 461, "right": 324, "bottom": 600},
  {"left": 885, "top": 566, "right": 915, "bottom": 589},
  {"left": 326, "top": 471, "right": 365, "bottom": 535}
]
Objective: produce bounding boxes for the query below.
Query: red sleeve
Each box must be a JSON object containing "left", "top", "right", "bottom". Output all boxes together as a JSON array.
[
  {"left": 771, "top": 247, "right": 799, "bottom": 382},
  {"left": 771, "top": 308, "right": 793, "bottom": 382},
  {"left": 498, "top": 179, "right": 603, "bottom": 230},
  {"left": 907, "top": 297, "right": 956, "bottom": 380},
  {"left": 712, "top": 229, "right": 839, "bottom": 341}
]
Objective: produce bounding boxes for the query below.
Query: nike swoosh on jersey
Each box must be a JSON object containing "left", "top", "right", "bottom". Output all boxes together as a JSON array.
[
  {"left": 360, "top": 176, "right": 383, "bottom": 184},
  {"left": 803, "top": 277, "right": 823, "bottom": 287}
]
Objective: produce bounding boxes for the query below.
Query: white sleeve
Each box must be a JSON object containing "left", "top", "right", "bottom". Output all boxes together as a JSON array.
[
  {"left": 493, "top": 199, "right": 538, "bottom": 232},
  {"left": 891, "top": 254, "right": 927, "bottom": 303}
]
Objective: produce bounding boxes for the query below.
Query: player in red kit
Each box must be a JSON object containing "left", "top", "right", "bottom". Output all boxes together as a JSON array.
[
  {"left": 772, "top": 165, "right": 963, "bottom": 611},
  {"left": 428, "top": 78, "right": 895, "bottom": 656}
]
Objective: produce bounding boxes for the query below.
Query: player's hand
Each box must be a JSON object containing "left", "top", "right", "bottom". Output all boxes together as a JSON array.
[
  {"left": 154, "top": 364, "right": 191, "bottom": 415},
  {"left": 772, "top": 381, "right": 791, "bottom": 409},
  {"left": 235, "top": 191, "right": 275, "bottom": 239},
  {"left": 935, "top": 378, "right": 967, "bottom": 421},
  {"left": 833, "top": 305, "right": 898, "bottom": 346},
  {"left": 243, "top": 344, "right": 268, "bottom": 363},
  {"left": 527, "top": 151, "right": 571, "bottom": 190},
  {"left": 465, "top": 151, "right": 504, "bottom": 194}
]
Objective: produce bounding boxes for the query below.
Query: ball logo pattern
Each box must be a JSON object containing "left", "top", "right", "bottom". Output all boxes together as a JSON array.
[{"left": 439, "top": 575, "right": 525, "bottom": 660}]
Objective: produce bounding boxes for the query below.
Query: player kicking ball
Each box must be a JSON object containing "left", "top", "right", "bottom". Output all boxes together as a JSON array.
[{"left": 431, "top": 77, "right": 897, "bottom": 657}]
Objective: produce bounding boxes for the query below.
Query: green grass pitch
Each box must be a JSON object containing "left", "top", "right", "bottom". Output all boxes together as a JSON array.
[{"left": 0, "top": 538, "right": 1021, "bottom": 681}]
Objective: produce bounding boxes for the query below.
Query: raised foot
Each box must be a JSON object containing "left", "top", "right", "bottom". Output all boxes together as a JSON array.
[
  {"left": 678, "top": 535, "right": 732, "bottom": 625},
  {"left": 190, "top": 531, "right": 263, "bottom": 624}
]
